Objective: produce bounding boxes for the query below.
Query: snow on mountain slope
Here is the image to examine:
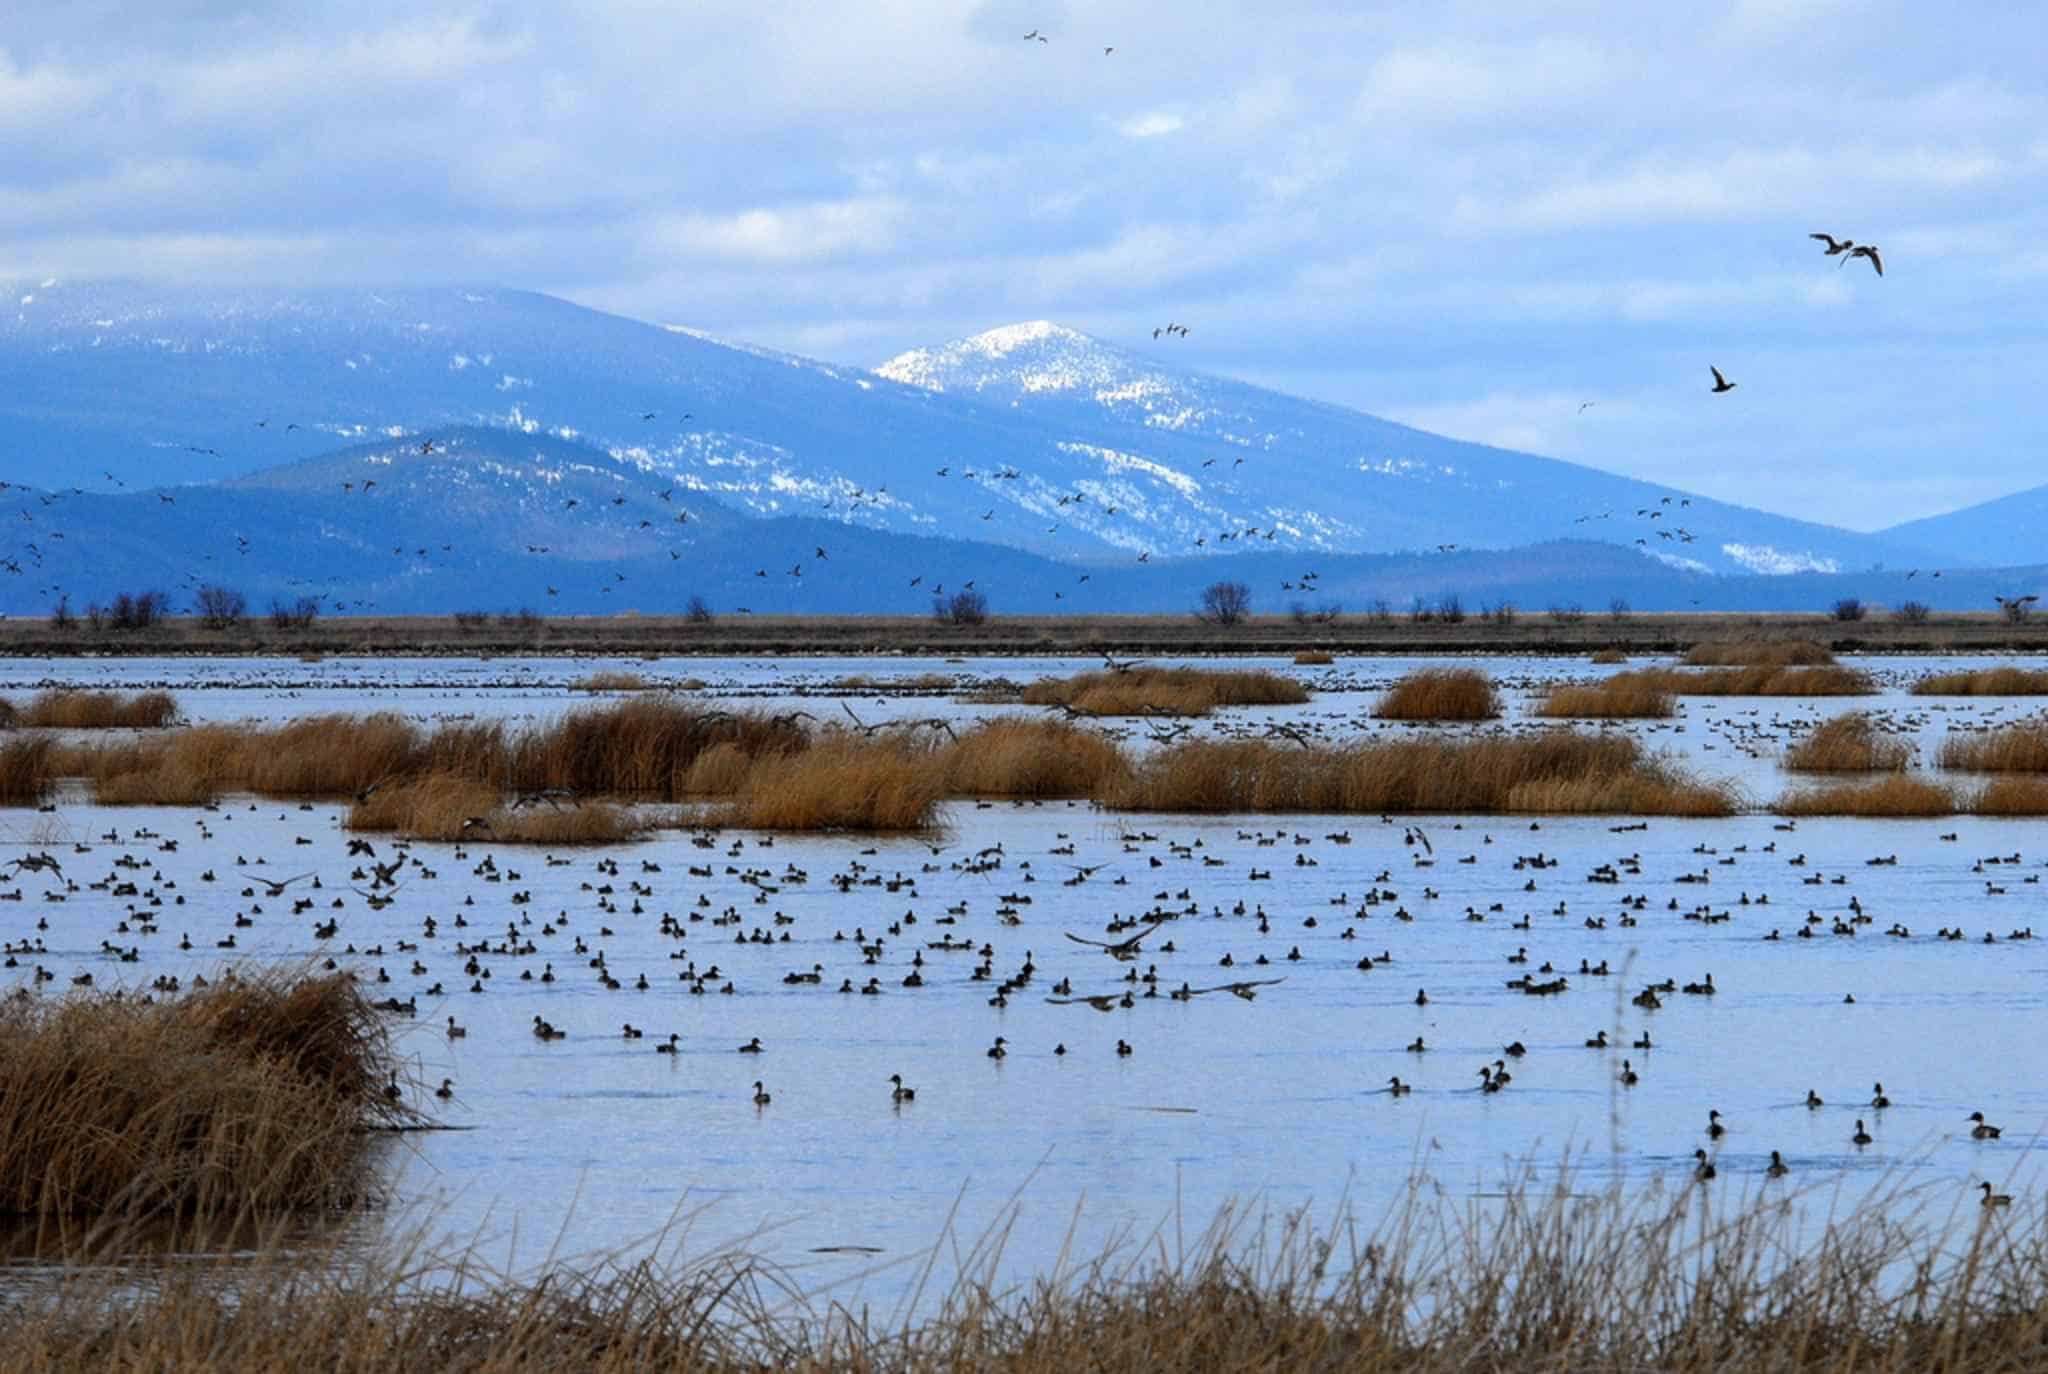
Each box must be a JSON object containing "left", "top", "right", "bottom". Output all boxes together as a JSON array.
[{"left": 0, "top": 282, "right": 1952, "bottom": 578}]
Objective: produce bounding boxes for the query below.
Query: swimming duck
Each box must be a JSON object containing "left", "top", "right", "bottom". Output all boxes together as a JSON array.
[
  {"left": 738, "top": 1037, "right": 763, "bottom": 1053},
  {"left": 434, "top": 1078, "right": 454, "bottom": 1100},
  {"left": 1387, "top": 1076, "right": 1411, "bottom": 1096},
  {"left": 1852, "top": 1119, "right": 1873, "bottom": 1146},
  {"left": 1805, "top": 1089, "right": 1824, "bottom": 1110},
  {"left": 1969, "top": 1112, "right": 2002, "bottom": 1140},
  {"left": 656, "top": 1033, "right": 679, "bottom": 1054},
  {"left": 1871, "top": 1082, "right": 1891, "bottom": 1109},
  {"left": 1706, "top": 1109, "right": 1725, "bottom": 1140},
  {"left": 752, "top": 1080, "right": 771, "bottom": 1106},
  {"left": 1693, "top": 1149, "right": 1716, "bottom": 1181},
  {"left": 1982, "top": 1181, "right": 2013, "bottom": 1207},
  {"left": 889, "top": 1074, "right": 915, "bottom": 1103},
  {"left": 1619, "top": 1060, "right": 1638, "bottom": 1087},
  {"left": 1585, "top": 1030, "right": 1608, "bottom": 1049},
  {"left": 987, "top": 1037, "right": 1008, "bottom": 1060},
  {"left": 1766, "top": 1150, "right": 1789, "bottom": 1178}
]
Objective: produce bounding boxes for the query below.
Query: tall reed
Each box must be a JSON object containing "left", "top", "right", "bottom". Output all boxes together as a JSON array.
[
  {"left": 1913, "top": 667, "right": 2048, "bottom": 696},
  {"left": 1534, "top": 679, "right": 1676, "bottom": 718},
  {"left": 935, "top": 718, "right": 1129, "bottom": 797},
  {"left": 1782, "top": 713, "right": 1913, "bottom": 772},
  {"left": 1939, "top": 721, "right": 2048, "bottom": 772},
  {"left": 1683, "top": 639, "right": 1836, "bottom": 666},
  {"left": 1373, "top": 668, "right": 1501, "bottom": 721},
  {"left": 11, "top": 689, "right": 180, "bottom": 729},
  {"left": 1601, "top": 665, "right": 1873, "bottom": 696},
  {"left": 1774, "top": 775, "right": 1960, "bottom": 816},
  {"left": 1020, "top": 667, "right": 1308, "bottom": 716}
]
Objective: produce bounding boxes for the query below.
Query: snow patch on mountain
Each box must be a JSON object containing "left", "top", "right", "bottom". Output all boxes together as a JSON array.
[{"left": 1721, "top": 543, "right": 1840, "bottom": 575}]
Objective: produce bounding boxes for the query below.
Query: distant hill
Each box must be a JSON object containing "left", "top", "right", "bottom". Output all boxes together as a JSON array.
[
  {"left": 1882, "top": 484, "right": 2048, "bottom": 571},
  {"left": 0, "top": 281, "right": 1958, "bottom": 583}
]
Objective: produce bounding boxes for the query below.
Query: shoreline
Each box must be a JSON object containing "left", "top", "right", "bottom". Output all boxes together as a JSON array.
[{"left": 1, "top": 611, "right": 2046, "bottom": 659}]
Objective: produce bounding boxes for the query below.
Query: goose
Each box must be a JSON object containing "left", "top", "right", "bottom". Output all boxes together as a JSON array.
[{"left": 1709, "top": 367, "right": 1736, "bottom": 394}]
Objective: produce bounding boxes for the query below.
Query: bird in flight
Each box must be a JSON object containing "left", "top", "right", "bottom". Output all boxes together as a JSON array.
[
  {"left": 1578, "top": 401, "right": 1596, "bottom": 413},
  {"left": 419, "top": 439, "right": 436, "bottom": 454},
  {"left": 1710, "top": 366, "right": 1736, "bottom": 394},
  {"left": 1023, "top": 28, "right": 1046, "bottom": 41},
  {"left": 1847, "top": 244, "right": 1883, "bottom": 276},
  {"left": 1809, "top": 232, "right": 1856, "bottom": 258}
]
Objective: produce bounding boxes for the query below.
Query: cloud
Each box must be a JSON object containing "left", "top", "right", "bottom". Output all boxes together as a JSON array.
[{"left": 1117, "top": 111, "right": 1183, "bottom": 139}]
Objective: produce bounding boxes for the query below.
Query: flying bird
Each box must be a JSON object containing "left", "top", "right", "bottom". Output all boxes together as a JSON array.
[
  {"left": 1710, "top": 366, "right": 1736, "bottom": 394},
  {"left": 1809, "top": 233, "right": 1856, "bottom": 258},
  {"left": 1848, "top": 244, "right": 1883, "bottom": 276}
]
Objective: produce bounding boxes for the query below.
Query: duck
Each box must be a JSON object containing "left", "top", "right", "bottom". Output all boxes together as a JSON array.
[
  {"left": 1981, "top": 1181, "right": 2013, "bottom": 1208},
  {"left": 434, "top": 1078, "right": 454, "bottom": 1100},
  {"left": 752, "top": 1080, "right": 771, "bottom": 1106},
  {"left": 1706, "top": 1109, "right": 1725, "bottom": 1141},
  {"left": 655, "top": 1033, "right": 679, "bottom": 1054},
  {"left": 1386, "top": 1076, "right": 1411, "bottom": 1096},
  {"left": 1406, "top": 1036, "right": 1426, "bottom": 1053},
  {"left": 1969, "top": 1111, "right": 2003, "bottom": 1140},
  {"left": 1693, "top": 1149, "right": 1716, "bottom": 1181},
  {"left": 987, "top": 1037, "right": 1008, "bottom": 1060},
  {"left": 1871, "top": 1082, "right": 1891, "bottom": 1109},
  {"left": 1584, "top": 1030, "right": 1608, "bottom": 1049},
  {"left": 1852, "top": 1119, "right": 1873, "bottom": 1146},
  {"left": 1766, "top": 1150, "right": 1789, "bottom": 1178},
  {"left": 445, "top": 1016, "right": 466, "bottom": 1039},
  {"left": 1619, "top": 1059, "right": 1638, "bottom": 1087},
  {"left": 1805, "top": 1089, "right": 1824, "bottom": 1110},
  {"left": 738, "top": 1037, "right": 763, "bottom": 1053},
  {"left": 889, "top": 1073, "right": 915, "bottom": 1103},
  {"left": 1414, "top": 988, "right": 1428, "bottom": 1006}
]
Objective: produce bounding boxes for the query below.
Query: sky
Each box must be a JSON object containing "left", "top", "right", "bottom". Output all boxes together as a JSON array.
[{"left": 3, "top": 0, "right": 2045, "bottom": 531}]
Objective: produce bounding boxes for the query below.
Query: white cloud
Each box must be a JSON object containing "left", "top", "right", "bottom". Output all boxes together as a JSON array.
[{"left": 1117, "top": 111, "right": 1183, "bottom": 138}]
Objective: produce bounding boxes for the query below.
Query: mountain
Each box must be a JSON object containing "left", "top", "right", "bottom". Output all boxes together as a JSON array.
[
  {"left": 0, "top": 425, "right": 2033, "bottom": 620},
  {"left": 0, "top": 281, "right": 1954, "bottom": 581},
  {"left": 1882, "top": 485, "right": 2048, "bottom": 570}
]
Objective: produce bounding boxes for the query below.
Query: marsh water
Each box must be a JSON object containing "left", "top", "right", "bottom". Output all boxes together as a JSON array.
[{"left": 4, "top": 651, "right": 2046, "bottom": 1304}]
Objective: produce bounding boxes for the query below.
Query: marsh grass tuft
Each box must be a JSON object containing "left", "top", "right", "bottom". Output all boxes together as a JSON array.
[
  {"left": 1783, "top": 713, "right": 1913, "bottom": 772},
  {"left": 1684, "top": 639, "right": 1836, "bottom": 666},
  {"left": 717, "top": 735, "right": 944, "bottom": 831},
  {"left": 570, "top": 671, "right": 653, "bottom": 692},
  {"left": 1913, "top": 666, "right": 2048, "bottom": 696},
  {"left": 1589, "top": 647, "right": 1628, "bottom": 664},
  {"left": 1373, "top": 668, "right": 1500, "bottom": 721},
  {"left": 344, "top": 774, "right": 648, "bottom": 844},
  {"left": 1534, "top": 679, "right": 1676, "bottom": 719},
  {"left": 0, "top": 970, "right": 403, "bottom": 1220},
  {"left": 1599, "top": 665, "right": 1873, "bottom": 696},
  {"left": 1939, "top": 721, "right": 2048, "bottom": 772},
  {"left": 1021, "top": 667, "right": 1308, "bottom": 717},
  {"left": 1292, "top": 650, "right": 1335, "bottom": 665},
  {"left": 935, "top": 717, "right": 1129, "bottom": 797},
  {"left": 6, "top": 689, "right": 179, "bottom": 729},
  {"left": 0, "top": 735, "right": 57, "bottom": 804},
  {"left": 1101, "top": 732, "right": 1735, "bottom": 815},
  {"left": 1775, "top": 775, "right": 1960, "bottom": 816}
]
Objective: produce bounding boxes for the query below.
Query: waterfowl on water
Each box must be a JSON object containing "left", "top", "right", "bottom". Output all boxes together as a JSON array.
[
  {"left": 656, "top": 1033, "right": 679, "bottom": 1054},
  {"left": 1585, "top": 1030, "right": 1608, "bottom": 1049},
  {"left": 988, "top": 1037, "right": 1008, "bottom": 1059},
  {"left": 435, "top": 1078, "right": 454, "bottom": 1100},
  {"left": 889, "top": 1073, "right": 915, "bottom": 1102},
  {"left": 1387, "top": 1076, "right": 1411, "bottom": 1096},
  {"left": 738, "top": 1037, "right": 763, "bottom": 1053},
  {"left": 1805, "top": 1089, "right": 1824, "bottom": 1109},
  {"left": 1767, "top": 1150, "right": 1789, "bottom": 1178},
  {"left": 1707, "top": 1109, "right": 1725, "bottom": 1140},
  {"left": 1693, "top": 1149, "right": 1716, "bottom": 1181},
  {"left": 1871, "top": 1082, "right": 1891, "bottom": 1109},
  {"left": 1852, "top": 1119, "right": 1873, "bottom": 1146},
  {"left": 446, "top": 1016, "right": 466, "bottom": 1039},
  {"left": 752, "top": 1080, "right": 771, "bottom": 1106},
  {"left": 1982, "top": 1182, "right": 2013, "bottom": 1208},
  {"left": 1969, "top": 1112, "right": 2002, "bottom": 1140},
  {"left": 1619, "top": 1060, "right": 1638, "bottom": 1087}
]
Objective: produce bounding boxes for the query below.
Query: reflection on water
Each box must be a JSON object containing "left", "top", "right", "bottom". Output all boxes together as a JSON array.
[{"left": 1, "top": 651, "right": 2045, "bottom": 1304}]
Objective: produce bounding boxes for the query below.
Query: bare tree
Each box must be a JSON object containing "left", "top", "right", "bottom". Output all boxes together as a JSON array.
[
  {"left": 1831, "top": 597, "right": 1866, "bottom": 623},
  {"left": 1894, "top": 600, "right": 1931, "bottom": 624},
  {"left": 933, "top": 588, "right": 989, "bottom": 626},
  {"left": 195, "top": 584, "right": 247, "bottom": 629},
  {"left": 1197, "top": 580, "right": 1252, "bottom": 626}
]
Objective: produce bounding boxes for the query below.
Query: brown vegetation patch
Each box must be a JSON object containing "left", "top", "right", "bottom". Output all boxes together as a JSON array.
[
  {"left": 1372, "top": 668, "right": 1501, "bottom": 721},
  {"left": 1683, "top": 639, "right": 1836, "bottom": 666},
  {"left": 1774, "top": 775, "right": 1960, "bottom": 816},
  {"left": 936, "top": 718, "right": 1129, "bottom": 798},
  {"left": 0, "top": 971, "right": 402, "bottom": 1219},
  {"left": 1292, "top": 650, "right": 1334, "bottom": 665},
  {"left": 1912, "top": 666, "right": 2048, "bottom": 696},
  {"left": 344, "top": 774, "right": 646, "bottom": 844},
  {"left": 1021, "top": 667, "right": 1308, "bottom": 717},
  {"left": 9, "top": 689, "right": 179, "bottom": 729},
  {"left": 1973, "top": 776, "right": 2048, "bottom": 815},
  {"left": 1782, "top": 713, "right": 1913, "bottom": 772},
  {"left": 1101, "top": 732, "right": 1735, "bottom": 816},
  {"left": 0, "top": 735, "right": 56, "bottom": 805},
  {"left": 1938, "top": 721, "right": 2048, "bottom": 772},
  {"left": 1603, "top": 665, "right": 1873, "bottom": 696},
  {"left": 716, "top": 736, "right": 943, "bottom": 831},
  {"left": 1533, "top": 680, "right": 1676, "bottom": 719},
  {"left": 1589, "top": 647, "right": 1628, "bottom": 664},
  {"left": 570, "top": 671, "right": 653, "bottom": 691}
]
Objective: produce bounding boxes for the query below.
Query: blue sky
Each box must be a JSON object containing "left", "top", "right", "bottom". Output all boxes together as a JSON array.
[{"left": 3, "top": 1, "right": 2044, "bottom": 530}]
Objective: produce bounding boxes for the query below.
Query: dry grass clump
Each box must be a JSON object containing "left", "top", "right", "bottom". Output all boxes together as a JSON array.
[
  {"left": 344, "top": 774, "right": 646, "bottom": 844},
  {"left": 1021, "top": 667, "right": 1308, "bottom": 717},
  {"left": 1533, "top": 679, "right": 1676, "bottom": 719},
  {"left": 1973, "top": 776, "right": 2048, "bottom": 815},
  {"left": 1602, "top": 665, "right": 1873, "bottom": 696},
  {"left": 0, "top": 971, "right": 402, "bottom": 1219},
  {"left": 11, "top": 1174, "right": 2048, "bottom": 1372},
  {"left": 570, "top": 671, "right": 653, "bottom": 692},
  {"left": 505, "top": 699, "right": 808, "bottom": 799},
  {"left": 1782, "top": 713, "right": 1913, "bottom": 772},
  {"left": 1589, "top": 647, "right": 1628, "bottom": 664},
  {"left": 936, "top": 717, "right": 1129, "bottom": 797},
  {"left": 11, "top": 688, "right": 179, "bottom": 729},
  {"left": 1372, "top": 668, "right": 1501, "bottom": 721},
  {"left": 1293, "top": 650, "right": 1335, "bottom": 665},
  {"left": 717, "top": 735, "right": 943, "bottom": 831},
  {"left": 1912, "top": 666, "right": 2048, "bottom": 696},
  {"left": 1775, "top": 775, "right": 1960, "bottom": 816},
  {"left": 1102, "top": 732, "right": 1735, "bottom": 816},
  {"left": 1683, "top": 638, "right": 1836, "bottom": 666},
  {"left": 1939, "top": 721, "right": 2048, "bottom": 772},
  {"left": 0, "top": 735, "right": 56, "bottom": 805}
]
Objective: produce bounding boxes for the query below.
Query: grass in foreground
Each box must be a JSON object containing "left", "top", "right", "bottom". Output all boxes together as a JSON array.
[
  {"left": 1940, "top": 722, "right": 2048, "bottom": 772},
  {"left": 1913, "top": 666, "right": 2048, "bottom": 696},
  {"left": 8, "top": 1173, "right": 2048, "bottom": 1372},
  {"left": 1372, "top": 668, "right": 1500, "bottom": 721},
  {"left": 0, "top": 971, "right": 403, "bottom": 1220},
  {"left": 1683, "top": 638, "right": 1836, "bottom": 666},
  {"left": 1782, "top": 713, "right": 1913, "bottom": 772},
  {"left": 1533, "top": 679, "right": 1675, "bottom": 719},
  {"left": 1020, "top": 667, "right": 1308, "bottom": 717},
  {"left": 1101, "top": 731, "right": 1736, "bottom": 815}
]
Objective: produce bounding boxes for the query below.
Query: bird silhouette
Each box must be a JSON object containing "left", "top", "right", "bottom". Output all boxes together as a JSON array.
[{"left": 1710, "top": 366, "right": 1736, "bottom": 394}]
